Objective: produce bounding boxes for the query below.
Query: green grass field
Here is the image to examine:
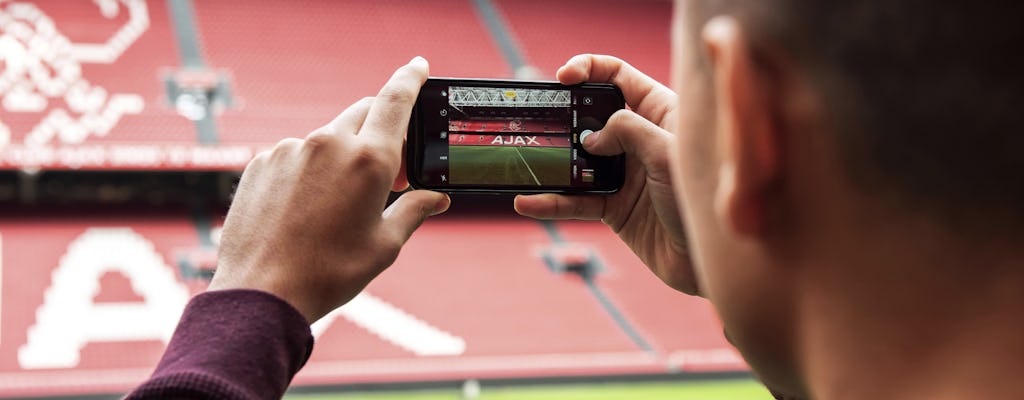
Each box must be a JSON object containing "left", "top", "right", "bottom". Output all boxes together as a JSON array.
[
  {"left": 286, "top": 379, "right": 773, "bottom": 400},
  {"left": 450, "top": 146, "right": 569, "bottom": 186}
]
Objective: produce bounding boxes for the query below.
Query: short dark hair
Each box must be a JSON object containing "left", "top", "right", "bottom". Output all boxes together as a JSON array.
[{"left": 689, "top": 1, "right": 1024, "bottom": 231}]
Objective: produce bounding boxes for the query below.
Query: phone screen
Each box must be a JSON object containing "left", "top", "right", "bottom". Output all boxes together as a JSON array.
[{"left": 407, "top": 78, "right": 625, "bottom": 194}]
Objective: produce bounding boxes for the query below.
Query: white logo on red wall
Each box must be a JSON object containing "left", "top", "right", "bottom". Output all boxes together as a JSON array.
[
  {"left": 0, "top": 0, "right": 149, "bottom": 147},
  {"left": 4, "top": 227, "right": 464, "bottom": 374},
  {"left": 17, "top": 228, "right": 190, "bottom": 369}
]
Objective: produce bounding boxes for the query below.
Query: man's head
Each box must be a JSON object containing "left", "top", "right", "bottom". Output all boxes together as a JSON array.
[{"left": 669, "top": 0, "right": 1024, "bottom": 394}]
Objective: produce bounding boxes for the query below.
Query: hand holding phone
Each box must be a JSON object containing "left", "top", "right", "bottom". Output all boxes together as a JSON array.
[
  {"left": 512, "top": 54, "right": 698, "bottom": 295},
  {"left": 407, "top": 78, "right": 626, "bottom": 194},
  {"left": 212, "top": 57, "right": 450, "bottom": 324}
]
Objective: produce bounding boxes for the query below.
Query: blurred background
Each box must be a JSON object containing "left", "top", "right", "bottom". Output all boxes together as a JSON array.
[{"left": 0, "top": 0, "right": 771, "bottom": 398}]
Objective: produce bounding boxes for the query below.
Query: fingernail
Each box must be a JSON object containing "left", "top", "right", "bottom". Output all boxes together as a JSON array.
[
  {"left": 580, "top": 129, "right": 596, "bottom": 146},
  {"left": 432, "top": 194, "right": 451, "bottom": 215},
  {"left": 411, "top": 56, "right": 427, "bottom": 65}
]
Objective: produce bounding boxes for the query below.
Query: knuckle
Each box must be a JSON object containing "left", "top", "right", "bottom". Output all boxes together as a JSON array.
[
  {"left": 554, "top": 196, "right": 569, "bottom": 217},
  {"left": 368, "top": 233, "right": 403, "bottom": 267},
  {"left": 350, "top": 144, "right": 388, "bottom": 171},
  {"left": 573, "top": 199, "right": 588, "bottom": 218},
  {"left": 600, "top": 54, "right": 623, "bottom": 63},
  {"left": 273, "top": 137, "right": 303, "bottom": 153},
  {"left": 344, "top": 97, "right": 375, "bottom": 119},
  {"left": 377, "top": 85, "right": 416, "bottom": 105},
  {"left": 571, "top": 53, "right": 592, "bottom": 66},
  {"left": 280, "top": 137, "right": 303, "bottom": 147},
  {"left": 304, "top": 131, "right": 337, "bottom": 151},
  {"left": 384, "top": 234, "right": 408, "bottom": 261},
  {"left": 607, "top": 109, "right": 633, "bottom": 126},
  {"left": 250, "top": 150, "right": 271, "bottom": 165},
  {"left": 383, "top": 235, "right": 405, "bottom": 256}
]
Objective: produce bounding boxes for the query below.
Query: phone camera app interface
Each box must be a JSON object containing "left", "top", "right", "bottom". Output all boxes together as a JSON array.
[
  {"left": 420, "top": 83, "right": 618, "bottom": 189},
  {"left": 444, "top": 86, "right": 572, "bottom": 186}
]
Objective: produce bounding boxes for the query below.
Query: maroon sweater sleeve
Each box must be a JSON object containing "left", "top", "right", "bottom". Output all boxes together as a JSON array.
[{"left": 125, "top": 289, "right": 315, "bottom": 399}]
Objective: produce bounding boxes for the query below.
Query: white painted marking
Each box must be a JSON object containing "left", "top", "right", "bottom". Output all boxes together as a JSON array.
[
  {"left": 667, "top": 348, "right": 745, "bottom": 369},
  {"left": 0, "top": 0, "right": 149, "bottom": 147},
  {"left": 299, "top": 350, "right": 663, "bottom": 377},
  {"left": 312, "top": 292, "right": 465, "bottom": 356},
  {"left": 70, "top": 0, "right": 150, "bottom": 64},
  {"left": 0, "top": 350, "right": 672, "bottom": 390},
  {"left": 18, "top": 228, "right": 190, "bottom": 369},
  {"left": 513, "top": 146, "right": 541, "bottom": 186}
]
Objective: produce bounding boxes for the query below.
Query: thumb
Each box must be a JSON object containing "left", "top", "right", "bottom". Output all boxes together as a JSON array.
[
  {"left": 582, "top": 109, "right": 673, "bottom": 176},
  {"left": 582, "top": 109, "right": 671, "bottom": 159},
  {"left": 382, "top": 190, "right": 451, "bottom": 243}
]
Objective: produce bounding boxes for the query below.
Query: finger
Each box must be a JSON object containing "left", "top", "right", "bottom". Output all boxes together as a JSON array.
[
  {"left": 332, "top": 97, "right": 375, "bottom": 134},
  {"left": 272, "top": 137, "right": 304, "bottom": 153},
  {"left": 361, "top": 56, "right": 429, "bottom": 149},
  {"left": 232, "top": 150, "right": 270, "bottom": 203},
  {"left": 556, "top": 54, "right": 676, "bottom": 124},
  {"left": 391, "top": 140, "right": 409, "bottom": 192},
  {"left": 584, "top": 110, "right": 672, "bottom": 165},
  {"left": 316, "top": 97, "right": 374, "bottom": 137},
  {"left": 382, "top": 190, "right": 450, "bottom": 243},
  {"left": 513, "top": 193, "right": 606, "bottom": 220}
]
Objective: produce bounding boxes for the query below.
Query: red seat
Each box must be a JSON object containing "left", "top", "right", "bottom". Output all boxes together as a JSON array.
[
  {"left": 494, "top": 0, "right": 672, "bottom": 84},
  {"left": 192, "top": 0, "right": 511, "bottom": 145}
]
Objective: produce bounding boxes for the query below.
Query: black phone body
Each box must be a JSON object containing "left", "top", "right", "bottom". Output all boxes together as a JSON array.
[{"left": 407, "top": 78, "right": 626, "bottom": 194}]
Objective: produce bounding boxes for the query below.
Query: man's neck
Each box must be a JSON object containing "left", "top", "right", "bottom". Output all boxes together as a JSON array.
[{"left": 795, "top": 225, "right": 1024, "bottom": 400}]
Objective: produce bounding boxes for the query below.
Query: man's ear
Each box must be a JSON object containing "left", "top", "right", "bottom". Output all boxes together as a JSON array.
[{"left": 703, "top": 16, "right": 781, "bottom": 237}]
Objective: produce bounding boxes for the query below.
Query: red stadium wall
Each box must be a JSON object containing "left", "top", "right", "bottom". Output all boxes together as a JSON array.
[
  {"left": 449, "top": 134, "right": 571, "bottom": 148},
  {"left": 0, "top": 0, "right": 742, "bottom": 397},
  {"left": 449, "top": 119, "right": 570, "bottom": 134},
  {"left": 0, "top": 216, "right": 744, "bottom": 397}
]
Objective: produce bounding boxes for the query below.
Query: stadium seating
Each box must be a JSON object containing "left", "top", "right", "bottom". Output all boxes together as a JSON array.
[
  {"left": 2, "top": 1, "right": 194, "bottom": 145},
  {"left": 299, "top": 217, "right": 665, "bottom": 385},
  {"left": 0, "top": 211, "right": 200, "bottom": 397},
  {"left": 450, "top": 119, "right": 570, "bottom": 133},
  {"left": 493, "top": 0, "right": 673, "bottom": 84},
  {"left": 555, "top": 221, "right": 745, "bottom": 372},
  {"left": 191, "top": 0, "right": 512, "bottom": 144},
  {"left": 0, "top": 0, "right": 743, "bottom": 396},
  {"left": 0, "top": 211, "right": 743, "bottom": 395}
]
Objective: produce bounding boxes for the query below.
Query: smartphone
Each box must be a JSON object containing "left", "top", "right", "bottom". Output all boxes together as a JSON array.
[{"left": 407, "top": 78, "right": 626, "bottom": 194}]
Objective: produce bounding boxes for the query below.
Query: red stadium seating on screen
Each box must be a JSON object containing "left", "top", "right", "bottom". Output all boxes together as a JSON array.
[{"left": 450, "top": 119, "right": 570, "bottom": 134}]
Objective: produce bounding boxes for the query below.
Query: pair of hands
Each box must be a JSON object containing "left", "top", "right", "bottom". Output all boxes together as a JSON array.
[{"left": 210, "top": 55, "right": 695, "bottom": 324}]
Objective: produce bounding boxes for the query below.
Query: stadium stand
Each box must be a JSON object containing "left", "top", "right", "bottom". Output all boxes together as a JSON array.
[
  {"left": 1, "top": 1, "right": 193, "bottom": 146},
  {"left": 191, "top": 0, "right": 511, "bottom": 144},
  {"left": 449, "top": 134, "right": 571, "bottom": 148},
  {"left": 0, "top": 0, "right": 743, "bottom": 397},
  {"left": 449, "top": 119, "right": 570, "bottom": 134},
  {"left": 555, "top": 221, "right": 745, "bottom": 372},
  {"left": 493, "top": 0, "right": 673, "bottom": 83},
  {"left": 0, "top": 210, "right": 201, "bottom": 396},
  {"left": 297, "top": 218, "right": 665, "bottom": 386}
]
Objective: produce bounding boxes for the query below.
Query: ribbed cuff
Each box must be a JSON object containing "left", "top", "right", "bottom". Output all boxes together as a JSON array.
[{"left": 126, "top": 289, "right": 315, "bottom": 400}]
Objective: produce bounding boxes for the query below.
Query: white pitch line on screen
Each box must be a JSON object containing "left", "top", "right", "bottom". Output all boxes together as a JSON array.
[{"left": 513, "top": 146, "right": 542, "bottom": 186}]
